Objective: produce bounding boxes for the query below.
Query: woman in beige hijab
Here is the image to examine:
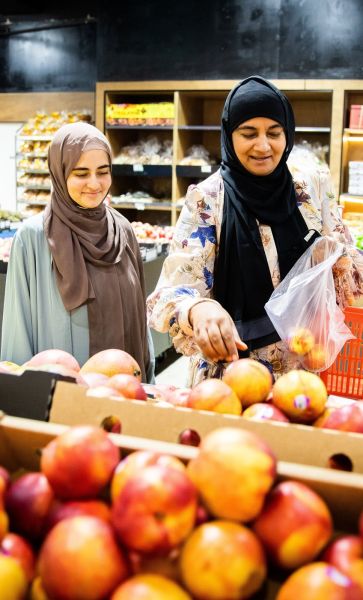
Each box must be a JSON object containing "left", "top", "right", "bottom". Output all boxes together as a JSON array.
[{"left": 1, "top": 122, "right": 152, "bottom": 382}]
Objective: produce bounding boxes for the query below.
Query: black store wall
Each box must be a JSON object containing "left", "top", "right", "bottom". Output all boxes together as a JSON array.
[{"left": 0, "top": 0, "right": 363, "bottom": 92}]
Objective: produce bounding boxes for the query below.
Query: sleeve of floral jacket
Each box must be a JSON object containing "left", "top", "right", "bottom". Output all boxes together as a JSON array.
[{"left": 147, "top": 171, "right": 223, "bottom": 357}]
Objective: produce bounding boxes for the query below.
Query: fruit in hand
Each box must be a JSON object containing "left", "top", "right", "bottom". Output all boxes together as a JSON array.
[
  {"left": 287, "top": 327, "right": 315, "bottom": 355},
  {"left": 222, "top": 358, "right": 273, "bottom": 407},
  {"left": 180, "top": 520, "right": 267, "bottom": 600},
  {"left": 80, "top": 349, "right": 142, "bottom": 380},
  {"left": 187, "top": 378, "right": 242, "bottom": 415},
  {"left": 252, "top": 480, "right": 333, "bottom": 569},
  {"left": 272, "top": 369, "right": 327, "bottom": 423},
  {"left": 187, "top": 427, "right": 276, "bottom": 522},
  {"left": 40, "top": 425, "right": 120, "bottom": 499},
  {"left": 39, "top": 515, "right": 128, "bottom": 600}
]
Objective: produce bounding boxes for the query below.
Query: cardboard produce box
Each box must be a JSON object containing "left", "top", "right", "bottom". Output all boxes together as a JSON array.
[
  {"left": 1, "top": 413, "right": 363, "bottom": 598},
  {"left": 50, "top": 381, "right": 363, "bottom": 474}
]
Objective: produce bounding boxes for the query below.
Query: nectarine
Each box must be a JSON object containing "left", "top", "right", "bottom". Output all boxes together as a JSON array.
[{"left": 222, "top": 358, "right": 273, "bottom": 407}]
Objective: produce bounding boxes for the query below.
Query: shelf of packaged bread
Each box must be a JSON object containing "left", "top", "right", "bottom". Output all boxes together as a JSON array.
[{"left": 112, "top": 164, "right": 172, "bottom": 177}]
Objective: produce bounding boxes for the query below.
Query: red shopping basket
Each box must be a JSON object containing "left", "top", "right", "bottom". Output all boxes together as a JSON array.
[{"left": 320, "top": 306, "right": 363, "bottom": 399}]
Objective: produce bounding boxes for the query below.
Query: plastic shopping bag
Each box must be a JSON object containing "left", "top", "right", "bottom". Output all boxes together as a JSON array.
[{"left": 265, "top": 237, "right": 355, "bottom": 372}]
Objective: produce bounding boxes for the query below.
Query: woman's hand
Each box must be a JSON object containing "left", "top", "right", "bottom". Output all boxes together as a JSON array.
[{"left": 189, "top": 300, "right": 247, "bottom": 363}]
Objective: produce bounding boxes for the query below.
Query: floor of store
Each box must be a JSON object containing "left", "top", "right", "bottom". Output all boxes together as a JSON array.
[{"left": 155, "top": 355, "right": 189, "bottom": 387}]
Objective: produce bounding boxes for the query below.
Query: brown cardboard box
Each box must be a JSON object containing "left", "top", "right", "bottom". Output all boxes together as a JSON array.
[
  {"left": 1, "top": 413, "right": 363, "bottom": 598},
  {"left": 50, "top": 381, "right": 363, "bottom": 475}
]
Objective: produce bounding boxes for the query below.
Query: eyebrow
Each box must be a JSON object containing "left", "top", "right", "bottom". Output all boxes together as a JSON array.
[
  {"left": 235, "top": 123, "right": 283, "bottom": 132},
  {"left": 72, "top": 164, "right": 111, "bottom": 171}
]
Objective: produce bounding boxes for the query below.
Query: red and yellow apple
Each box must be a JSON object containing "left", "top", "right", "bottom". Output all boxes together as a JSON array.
[
  {"left": 80, "top": 349, "right": 142, "bottom": 380},
  {"left": 40, "top": 425, "right": 120, "bottom": 499},
  {"left": 323, "top": 535, "right": 363, "bottom": 589},
  {"left": 111, "top": 574, "right": 191, "bottom": 600},
  {"left": 187, "top": 378, "right": 242, "bottom": 415},
  {"left": 180, "top": 520, "right": 267, "bottom": 599},
  {"left": 111, "top": 450, "right": 186, "bottom": 502},
  {"left": 0, "top": 532, "right": 36, "bottom": 582},
  {"left": 287, "top": 327, "right": 315, "bottom": 355},
  {"left": 5, "top": 472, "right": 54, "bottom": 541},
  {"left": 243, "top": 402, "right": 290, "bottom": 422},
  {"left": 39, "top": 515, "right": 128, "bottom": 600},
  {"left": 252, "top": 480, "right": 333, "bottom": 569},
  {"left": 276, "top": 562, "right": 363, "bottom": 600},
  {"left": 0, "top": 554, "right": 28, "bottom": 600},
  {"left": 25, "top": 349, "right": 80, "bottom": 372},
  {"left": 222, "top": 358, "right": 273, "bottom": 407},
  {"left": 272, "top": 369, "right": 327, "bottom": 423},
  {"left": 314, "top": 403, "right": 363, "bottom": 434},
  {"left": 302, "top": 344, "right": 328, "bottom": 372},
  {"left": 187, "top": 427, "right": 276, "bottom": 522},
  {"left": 111, "top": 464, "right": 197, "bottom": 554},
  {"left": 105, "top": 373, "right": 147, "bottom": 400}
]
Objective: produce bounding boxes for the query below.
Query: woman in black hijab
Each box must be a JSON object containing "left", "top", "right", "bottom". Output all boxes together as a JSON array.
[{"left": 148, "top": 76, "right": 362, "bottom": 385}]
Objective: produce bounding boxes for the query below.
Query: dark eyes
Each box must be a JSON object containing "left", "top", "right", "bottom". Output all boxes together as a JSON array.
[
  {"left": 241, "top": 132, "right": 282, "bottom": 140},
  {"left": 74, "top": 170, "right": 110, "bottom": 177}
]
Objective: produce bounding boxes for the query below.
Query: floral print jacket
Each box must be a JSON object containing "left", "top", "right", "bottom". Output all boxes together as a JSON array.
[{"left": 147, "top": 166, "right": 363, "bottom": 387}]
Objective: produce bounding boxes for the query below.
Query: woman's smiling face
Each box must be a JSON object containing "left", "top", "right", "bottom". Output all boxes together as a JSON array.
[
  {"left": 231, "top": 117, "right": 286, "bottom": 176},
  {"left": 66, "top": 149, "right": 111, "bottom": 209}
]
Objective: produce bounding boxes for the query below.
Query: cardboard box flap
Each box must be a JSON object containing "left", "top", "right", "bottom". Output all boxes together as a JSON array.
[{"left": 50, "top": 381, "right": 363, "bottom": 474}]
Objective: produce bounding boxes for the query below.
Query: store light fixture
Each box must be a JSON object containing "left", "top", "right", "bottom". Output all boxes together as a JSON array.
[{"left": 0, "top": 14, "right": 96, "bottom": 36}]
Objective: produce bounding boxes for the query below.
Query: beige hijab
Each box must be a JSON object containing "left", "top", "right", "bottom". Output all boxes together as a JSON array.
[{"left": 44, "top": 122, "right": 149, "bottom": 380}]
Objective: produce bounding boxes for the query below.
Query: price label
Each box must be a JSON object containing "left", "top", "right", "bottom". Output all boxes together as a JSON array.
[
  {"left": 135, "top": 202, "right": 145, "bottom": 211},
  {"left": 133, "top": 164, "right": 144, "bottom": 172},
  {"left": 201, "top": 165, "right": 212, "bottom": 173}
]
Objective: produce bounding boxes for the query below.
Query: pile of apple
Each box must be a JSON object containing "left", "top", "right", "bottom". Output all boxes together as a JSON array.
[
  {"left": 131, "top": 221, "right": 175, "bottom": 243},
  {"left": 1, "top": 423, "right": 363, "bottom": 599}
]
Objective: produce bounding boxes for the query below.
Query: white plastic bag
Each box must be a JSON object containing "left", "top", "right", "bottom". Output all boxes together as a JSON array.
[{"left": 265, "top": 237, "right": 355, "bottom": 372}]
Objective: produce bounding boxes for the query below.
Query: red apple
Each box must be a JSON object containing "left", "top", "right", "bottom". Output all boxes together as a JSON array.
[
  {"left": 45, "top": 499, "right": 111, "bottom": 532},
  {"left": 187, "top": 427, "right": 276, "bottom": 522},
  {"left": 323, "top": 535, "right": 363, "bottom": 589},
  {"left": 25, "top": 349, "right": 80, "bottom": 372},
  {"left": 0, "top": 532, "right": 36, "bottom": 582},
  {"left": 105, "top": 373, "right": 147, "bottom": 400},
  {"left": 80, "top": 349, "right": 142, "bottom": 380},
  {"left": 111, "top": 574, "right": 191, "bottom": 600},
  {"left": 39, "top": 516, "right": 129, "bottom": 600},
  {"left": 243, "top": 402, "right": 290, "bottom": 422},
  {"left": 180, "top": 520, "right": 267, "bottom": 599},
  {"left": 276, "top": 562, "right": 363, "bottom": 600},
  {"left": 187, "top": 378, "right": 242, "bottom": 415},
  {"left": 40, "top": 425, "right": 120, "bottom": 500},
  {"left": 272, "top": 369, "right": 327, "bottom": 423},
  {"left": 252, "top": 480, "right": 333, "bottom": 569},
  {"left": 111, "top": 450, "right": 186, "bottom": 502},
  {"left": 5, "top": 472, "right": 54, "bottom": 541},
  {"left": 111, "top": 464, "right": 197, "bottom": 554},
  {"left": 314, "top": 403, "right": 363, "bottom": 434}
]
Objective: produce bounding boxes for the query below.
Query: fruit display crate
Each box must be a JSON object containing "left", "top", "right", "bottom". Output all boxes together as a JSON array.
[
  {"left": 49, "top": 381, "right": 363, "bottom": 474},
  {"left": 1, "top": 412, "right": 363, "bottom": 600}
]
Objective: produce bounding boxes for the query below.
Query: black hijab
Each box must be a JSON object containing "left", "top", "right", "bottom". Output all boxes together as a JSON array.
[{"left": 214, "top": 76, "right": 319, "bottom": 352}]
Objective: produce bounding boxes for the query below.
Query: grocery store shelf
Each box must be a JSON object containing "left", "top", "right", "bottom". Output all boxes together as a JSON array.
[
  {"left": 295, "top": 126, "right": 330, "bottom": 133},
  {"left": 112, "top": 164, "right": 172, "bottom": 177},
  {"left": 344, "top": 128, "right": 363, "bottom": 135},
  {"left": 17, "top": 135, "right": 53, "bottom": 141},
  {"left": 340, "top": 193, "right": 363, "bottom": 203},
  {"left": 17, "top": 199, "right": 48, "bottom": 206},
  {"left": 17, "top": 185, "right": 51, "bottom": 190},
  {"left": 16, "top": 169, "right": 49, "bottom": 175},
  {"left": 106, "top": 125, "right": 174, "bottom": 130},
  {"left": 176, "top": 165, "right": 219, "bottom": 178},
  {"left": 111, "top": 201, "right": 172, "bottom": 211},
  {"left": 178, "top": 125, "right": 221, "bottom": 131}
]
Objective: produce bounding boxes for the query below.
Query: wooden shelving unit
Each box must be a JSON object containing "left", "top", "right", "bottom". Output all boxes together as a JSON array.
[{"left": 96, "top": 80, "right": 363, "bottom": 226}]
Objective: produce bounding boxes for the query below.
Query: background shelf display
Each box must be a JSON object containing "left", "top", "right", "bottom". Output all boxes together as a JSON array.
[{"left": 97, "top": 81, "right": 346, "bottom": 226}]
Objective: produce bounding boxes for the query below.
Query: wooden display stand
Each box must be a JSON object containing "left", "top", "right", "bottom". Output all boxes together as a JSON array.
[{"left": 96, "top": 79, "right": 363, "bottom": 226}]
